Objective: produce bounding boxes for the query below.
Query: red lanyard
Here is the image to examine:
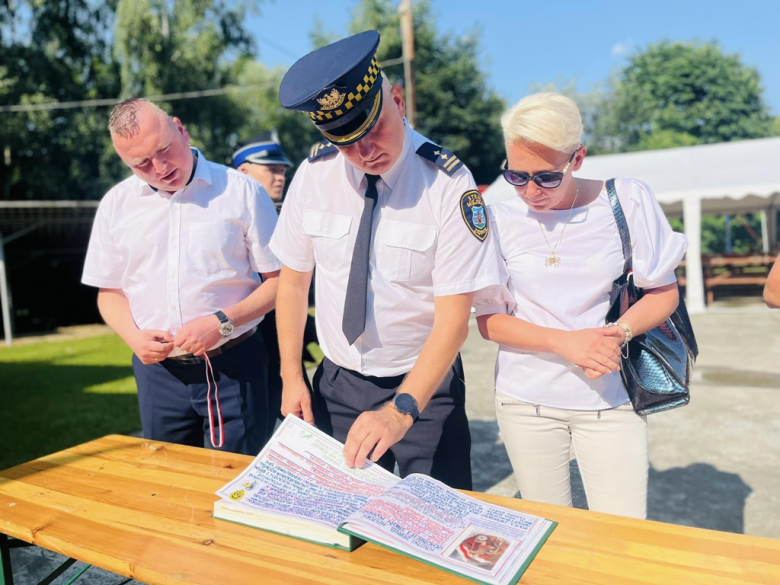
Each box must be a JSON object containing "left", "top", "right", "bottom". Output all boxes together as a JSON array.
[{"left": 204, "top": 354, "right": 225, "bottom": 449}]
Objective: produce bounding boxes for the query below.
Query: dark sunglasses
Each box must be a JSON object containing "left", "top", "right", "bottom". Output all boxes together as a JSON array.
[{"left": 502, "top": 147, "right": 580, "bottom": 189}]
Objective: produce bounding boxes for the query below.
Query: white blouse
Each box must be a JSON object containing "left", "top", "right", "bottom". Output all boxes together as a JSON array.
[{"left": 475, "top": 178, "right": 687, "bottom": 410}]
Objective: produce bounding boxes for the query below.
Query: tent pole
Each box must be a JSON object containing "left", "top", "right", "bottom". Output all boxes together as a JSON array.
[
  {"left": 760, "top": 210, "right": 769, "bottom": 253},
  {"left": 0, "top": 233, "right": 12, "bottom": 346},
  {"left": 683, "top": 198, "right": 706, "bottom": 313},
  {"left": 767, "top": 205, "right": 777, "bottom": 254},
  {"left": 725, "top": 215, "right": 732, "bottom": 253}
]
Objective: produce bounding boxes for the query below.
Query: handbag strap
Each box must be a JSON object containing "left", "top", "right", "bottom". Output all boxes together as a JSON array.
[{"left": 605, "top": 178, "right": 633, "bottom": 275}]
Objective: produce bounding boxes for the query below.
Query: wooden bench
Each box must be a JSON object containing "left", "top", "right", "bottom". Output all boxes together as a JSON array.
[{"left": 678, "top": 254, "right": 776, "bottom": 305}]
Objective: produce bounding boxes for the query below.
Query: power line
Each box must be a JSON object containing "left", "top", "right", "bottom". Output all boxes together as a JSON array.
[
  {"left": 0, "top": 82, "right": 279, "bottom": 114},
  {"left": 256, "top": 35, "right": 300, "bottom": 60}
]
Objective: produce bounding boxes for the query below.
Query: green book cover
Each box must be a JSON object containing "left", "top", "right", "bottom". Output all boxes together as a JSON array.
[
  {"left": 337, "top": 521, "right": 557, "bottom": 585},
  {"left": 213, "top": 514, "right": 364, "bottom": 552}
]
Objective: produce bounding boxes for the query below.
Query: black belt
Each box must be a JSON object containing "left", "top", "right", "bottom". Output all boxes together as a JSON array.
[{"left": 166, "top": 326, "right": 257, "bottom": 365}]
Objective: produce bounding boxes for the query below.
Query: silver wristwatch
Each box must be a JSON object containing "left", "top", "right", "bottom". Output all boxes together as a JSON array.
[{"left": 214, "top": 310, "right": 235, "bottom": 337}]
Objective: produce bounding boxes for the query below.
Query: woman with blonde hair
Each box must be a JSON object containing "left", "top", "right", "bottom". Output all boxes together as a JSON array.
[{"left": 476, "top": 93, "right": 687, "bottom": 518}]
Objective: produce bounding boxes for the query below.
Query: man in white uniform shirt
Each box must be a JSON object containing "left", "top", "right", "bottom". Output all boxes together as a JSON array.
[
  {"left": 82, "top": 99, "right": 281, "bottom": 455},
  {"left": 271, "top": 31, "right": 502, "bottom": 489}
]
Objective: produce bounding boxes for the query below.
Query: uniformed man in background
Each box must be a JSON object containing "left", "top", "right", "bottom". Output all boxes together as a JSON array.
[
  {"left": 270, "top": 31, "right": 503, "bottom": 489},
  {"left": 232, "top": 132, "right": 317, "bottom": 431},
  {"left": 232, "top": 130, "right": 292, "bottom": 209}
]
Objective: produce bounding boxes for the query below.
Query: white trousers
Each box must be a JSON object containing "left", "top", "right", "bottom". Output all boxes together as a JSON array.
[{"left": 495, "top": 390, "right": 649, "bottom": 519}]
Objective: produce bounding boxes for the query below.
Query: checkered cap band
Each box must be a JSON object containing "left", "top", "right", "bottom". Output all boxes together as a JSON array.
[{"left": 306, "top": 58, "right": 381, "bottom": 122}]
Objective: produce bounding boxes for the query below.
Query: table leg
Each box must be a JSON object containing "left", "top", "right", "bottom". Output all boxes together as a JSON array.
[{"left": 1, "top": 533, "right": 13, "bottom": 585}]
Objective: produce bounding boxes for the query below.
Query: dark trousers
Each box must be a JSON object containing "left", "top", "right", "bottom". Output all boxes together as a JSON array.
[
  {"left": 132, "top": 330, "right": 270, "bottom": 456},
  {"left": 312, "top": 355, "right": 472, "bottom": 490},
  {"left": 258, "top": 310, "right": 318, "bottom": 428}
]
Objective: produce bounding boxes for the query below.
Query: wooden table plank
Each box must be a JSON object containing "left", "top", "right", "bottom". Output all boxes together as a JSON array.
[{"left": 1, "top": 436, "right": 778, "bottom": 585}]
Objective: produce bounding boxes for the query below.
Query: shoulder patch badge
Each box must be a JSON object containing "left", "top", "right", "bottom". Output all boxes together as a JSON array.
[
  {"left": 460, "top": 189, "right": 489, "bottom": 242},
  {"left": 416, "top": 142, "right": 464, "bottom": 177},
  {"left": 308, "top": 140, "right": 338, "bottom": 163}
]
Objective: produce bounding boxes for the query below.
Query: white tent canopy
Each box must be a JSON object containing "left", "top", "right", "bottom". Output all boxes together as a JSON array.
[{"left": 481, "top": 136, "right": 780, "bottom": 313}]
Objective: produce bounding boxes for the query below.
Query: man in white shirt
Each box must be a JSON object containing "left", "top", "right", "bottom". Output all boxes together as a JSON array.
[
  {"left": 271, "top": 31, "right": 503, "bottom": 489},
  {"left": 82, "top": 99, "right": 281, "bottom": 455}
]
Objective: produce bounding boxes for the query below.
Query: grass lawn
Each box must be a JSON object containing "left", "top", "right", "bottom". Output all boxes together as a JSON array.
[{"left": 0, "top": 334, "right": 138, "bottom": 471}]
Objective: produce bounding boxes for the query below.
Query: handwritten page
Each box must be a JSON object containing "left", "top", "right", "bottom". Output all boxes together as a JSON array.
[
  {"left": 215, "top": 415, "right": 400, "bottom": 529},
  {"left": 339, "top": 474, "right": 554, "bottom": 584}
]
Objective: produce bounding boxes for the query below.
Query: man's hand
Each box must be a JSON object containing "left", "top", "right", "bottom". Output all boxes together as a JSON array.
[
  {"left": 173, "top": 315, "right": 223, "bottom": 356},
  {"left": 281, "top": 377, "right": 315, "bottom": 424},
  {"left": 343, "top": 404, "right": 413, "bottom": 468},
  {"left": 555, "top": 327, "right": 622, "bottom": 376},
  {"left": 130, "top": 329, "right": 174, "bottom": 364}
]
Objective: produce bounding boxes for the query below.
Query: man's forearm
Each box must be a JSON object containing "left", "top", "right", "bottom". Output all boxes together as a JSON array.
[
  {"left": 223, "top": 271, "right": 280, "bottom": 327},
  {"left": 97, "top": 289, "right": 139, "bottom": 345},
  {"left": 398, "top": 294, "right": 473, "bottom": 412},
  {"left": 276, "top": 266, "right": 313, "bottom": 382}
]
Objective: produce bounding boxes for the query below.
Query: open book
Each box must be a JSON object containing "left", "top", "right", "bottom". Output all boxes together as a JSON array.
[{"left": 214, "top": 415, "right": 556, "bottom": 585}]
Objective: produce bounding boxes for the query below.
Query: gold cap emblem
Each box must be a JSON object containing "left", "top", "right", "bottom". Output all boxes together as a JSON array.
[{"left": 317, "top": 88, "right": 346, "bottom": 111}]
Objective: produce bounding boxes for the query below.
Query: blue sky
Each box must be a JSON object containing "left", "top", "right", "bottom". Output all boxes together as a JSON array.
[{"left": 247, "top": 0, "right": 780, "bottom": 115}]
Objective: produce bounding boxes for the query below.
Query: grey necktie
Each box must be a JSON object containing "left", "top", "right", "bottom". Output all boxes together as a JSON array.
[{"left": 342, "top": 174, "right": 380, "bottom": 345}]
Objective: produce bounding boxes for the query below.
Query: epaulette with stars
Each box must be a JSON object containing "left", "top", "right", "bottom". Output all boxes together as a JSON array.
[
  {"left": 415, "top": 142, "right": 464, "bottom": 177},
  {"left": 307, "top": 140, "right": 338, "bottom": 163}
]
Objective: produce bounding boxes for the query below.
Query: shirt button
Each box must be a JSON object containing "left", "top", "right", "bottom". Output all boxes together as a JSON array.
[{"left": 170, "top": 305, "right": 176, "bottom": 310}]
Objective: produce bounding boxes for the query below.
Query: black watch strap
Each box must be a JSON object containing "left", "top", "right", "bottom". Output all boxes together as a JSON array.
[
  {"left": 214, "top": 310, "right": 230, "bottom": 324},
  {"left": 393, "top": 393, "right": 420, "bottom": 422}
]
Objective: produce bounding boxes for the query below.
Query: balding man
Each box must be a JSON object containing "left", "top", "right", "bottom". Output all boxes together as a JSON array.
[{"left": 82, "top": 99, "right": 281, "bottom": 455}]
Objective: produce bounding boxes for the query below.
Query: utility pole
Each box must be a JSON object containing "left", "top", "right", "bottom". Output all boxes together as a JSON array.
[
  {"left": 398, "top": 0, "right": 416, "bottom": 128},
  {"left": 3, "top": 146, "right": 10, "bottom": 200}
]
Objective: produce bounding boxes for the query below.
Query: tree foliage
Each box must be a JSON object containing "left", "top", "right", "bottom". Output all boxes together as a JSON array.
[
  {"left": 0, "top": 0, "right": 259, "bottom": 200},
  {"left": 587, "top": 41, "right": 773, "bottom": 153},
  {"left": 0, "top": 0, "right": 121, "bottom": 200},
  {"left": 228, "top": 59, "right": 321, "bottom": 168},
  {"left": 344, "top": 0, "right": 506, "bottom": 184}
]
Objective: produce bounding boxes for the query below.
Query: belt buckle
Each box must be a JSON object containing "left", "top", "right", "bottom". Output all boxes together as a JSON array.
[{"left": 175, "top": 355, "right": 203, "bottom": 365}]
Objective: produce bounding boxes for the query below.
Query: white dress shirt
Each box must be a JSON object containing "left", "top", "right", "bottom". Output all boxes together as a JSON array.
[
  {"left": 270, "top": 122, "right": 503, "bottom": 377},
  {"left": 82, "top": 149, "right": 281, "bottom": 353},
  {"left": 475, "top": 178, "right": 687, "bottom": 410}
]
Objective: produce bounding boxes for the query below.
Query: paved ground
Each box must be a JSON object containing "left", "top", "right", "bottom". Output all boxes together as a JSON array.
[
  {"left": 8, "top": 307, "right": 780, "bottom": 582},
  {"left": 464, "top": 308, "right": 780, "bottom": 540}
]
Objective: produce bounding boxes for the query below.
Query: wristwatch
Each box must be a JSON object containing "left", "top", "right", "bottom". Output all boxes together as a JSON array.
[
  {"left": 214, "top": 310, "right": 235, "bottom": 337},
  {"left": 391, "top": 393, "right": 420, "bottom": 422}
]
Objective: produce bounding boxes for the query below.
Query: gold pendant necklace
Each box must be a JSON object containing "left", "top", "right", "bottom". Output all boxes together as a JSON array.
[{"left": 536, "top": 183, "right": 579, "bottom": 268}]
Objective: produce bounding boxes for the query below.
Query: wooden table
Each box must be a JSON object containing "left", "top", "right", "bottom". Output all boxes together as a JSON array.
[
  {"left": 678, "top": 254, "right": 776, "bottom": 305},
  {"left": 1, "top": 436, "right": 779, "bottom": 584}
]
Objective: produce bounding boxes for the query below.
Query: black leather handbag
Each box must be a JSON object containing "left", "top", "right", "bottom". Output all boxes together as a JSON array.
[{"left": 605, "top": 178, "right": 698, "bottom": 415}]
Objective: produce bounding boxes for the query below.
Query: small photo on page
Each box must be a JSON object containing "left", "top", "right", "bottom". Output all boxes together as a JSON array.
[{"left": 446, "top": 529, "right": 513, "bottom": 572}]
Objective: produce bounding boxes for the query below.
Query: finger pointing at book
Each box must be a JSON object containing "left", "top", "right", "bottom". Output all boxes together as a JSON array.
[{"left": 344, "top": 403, "right": 414, "bottom": 468}]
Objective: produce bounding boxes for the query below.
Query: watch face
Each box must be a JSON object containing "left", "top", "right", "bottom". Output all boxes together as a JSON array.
[
  {"left": 220, "top": 322, "right": 235, "bottom": 336},
  {"left": 394, "top": 393, "right": 416, "bottom": 414}
]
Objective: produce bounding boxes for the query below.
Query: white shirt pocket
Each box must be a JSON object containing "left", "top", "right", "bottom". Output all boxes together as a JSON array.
[
  {"left": 188, "top": 221, "right": 243, "bottom": 276},
  {"left": 377, "top": 220, "right": 437, "bottom": 282},
  {"left": 302, "top": 210, "right": 352, "bottom": 270}
]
